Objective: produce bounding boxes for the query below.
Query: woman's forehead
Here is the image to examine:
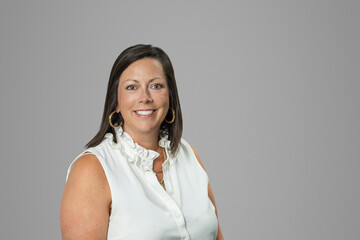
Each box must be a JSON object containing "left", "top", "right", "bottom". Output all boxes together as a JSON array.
[{"left": 120, "top": 58, "right": 165, "bottom": 81}]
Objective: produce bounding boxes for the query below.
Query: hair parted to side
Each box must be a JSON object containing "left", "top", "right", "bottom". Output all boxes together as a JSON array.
[{"left": 86, "top": 44, "right": 183, "bottom": 155}]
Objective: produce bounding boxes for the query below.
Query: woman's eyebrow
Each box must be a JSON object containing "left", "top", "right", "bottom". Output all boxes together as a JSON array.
[
  {"left": 123, "top": 79, "right": 138, "bottom": 83},
  {"left": 149, "top": 77, "right": 165, "bottom": 82}
]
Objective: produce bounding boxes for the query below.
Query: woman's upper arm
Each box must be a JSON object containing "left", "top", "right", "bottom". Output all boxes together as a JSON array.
[{"left": 60, "top": 154, "right": 111, "bottom": 240}]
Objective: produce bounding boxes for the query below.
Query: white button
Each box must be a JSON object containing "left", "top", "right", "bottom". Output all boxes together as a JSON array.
[{"left": 175, "top": 212, "right": 181, "bottom": 218}]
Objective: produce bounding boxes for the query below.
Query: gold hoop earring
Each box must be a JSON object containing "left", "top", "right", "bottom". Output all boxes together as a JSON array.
[
  {"left": 109, "top": 111, "right": 121, "bottom": 128},
  {"left": 165, "top": 108, "right": 175, "bottom": 124}
]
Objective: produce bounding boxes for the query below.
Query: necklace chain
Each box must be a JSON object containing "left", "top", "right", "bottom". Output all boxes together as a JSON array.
[
  {"left": 153, "top": 148, "right": 166, "bottom": 188},
  {"left": 153, "top": 148, "right": 166, "bottom": 173}
]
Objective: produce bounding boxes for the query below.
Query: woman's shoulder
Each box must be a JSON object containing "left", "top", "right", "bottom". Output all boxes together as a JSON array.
[
  {"left": 177, "top": 138, "right": 206, "bottom": 170},
  {"left": 179, "top": 138, "right": 197, "bottom": 154},
  {"left": 67, "top": 153, "right": 107, "bottom": 185},
  {"left": 178, "top": 137, "right": 192, "bottom": 150},
  {"left": 83, "top": 135, "right": 119, "bottom": 159}
]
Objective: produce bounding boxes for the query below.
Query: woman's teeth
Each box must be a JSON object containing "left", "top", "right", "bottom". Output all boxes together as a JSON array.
[{"left": 135, "top": 110, "right": 154, "bottom": 115}]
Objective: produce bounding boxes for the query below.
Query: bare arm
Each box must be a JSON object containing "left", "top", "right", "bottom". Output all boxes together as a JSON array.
[
  {"left": 60, "top": 154, "right": 111, "bottom": 240},
  {"left": 191, "top": 146, "right": 224, "bottom": 240}
]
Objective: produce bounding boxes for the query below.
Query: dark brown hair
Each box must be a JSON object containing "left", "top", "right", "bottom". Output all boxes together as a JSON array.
[{"left": 86, "top": 44, "right": 183, "bottom": 155}]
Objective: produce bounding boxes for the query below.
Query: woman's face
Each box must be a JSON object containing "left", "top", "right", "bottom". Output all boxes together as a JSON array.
[{"left": 116, "top": 58, "right": 169, "bottom": 138}]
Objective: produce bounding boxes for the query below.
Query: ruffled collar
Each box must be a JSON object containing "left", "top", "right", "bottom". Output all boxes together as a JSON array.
[{"left": 104, "top": 127, "right": 176, "bottom": 172}]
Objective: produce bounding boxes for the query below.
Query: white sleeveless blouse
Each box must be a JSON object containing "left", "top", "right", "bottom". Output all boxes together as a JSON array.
[{"left": 66, "top": 127, "right": 218, "bottom": 240}]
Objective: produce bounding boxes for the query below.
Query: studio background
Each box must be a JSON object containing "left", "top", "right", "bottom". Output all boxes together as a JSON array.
[{"left": 1, "top": 1, "right": 359, "bottom": 239}]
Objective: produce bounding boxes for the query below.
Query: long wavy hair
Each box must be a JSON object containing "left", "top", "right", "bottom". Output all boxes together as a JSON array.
[{"left": 86, "top": 44, "right": 183, "bottom": 155}]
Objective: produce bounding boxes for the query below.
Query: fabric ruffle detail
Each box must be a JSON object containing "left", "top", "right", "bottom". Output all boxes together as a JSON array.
[{"left": 105, "top": 127, "right": 176, "bottom": 171}]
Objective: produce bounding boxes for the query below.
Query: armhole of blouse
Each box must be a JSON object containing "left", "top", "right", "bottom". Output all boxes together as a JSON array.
[{"left": 182, "top": 139, "right": 210, "bottom": 184}]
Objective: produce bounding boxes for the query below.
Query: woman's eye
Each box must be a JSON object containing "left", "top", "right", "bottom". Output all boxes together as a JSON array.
[
  {"left": 126, "top": 85, "right": 137, "bottom": 90},
  {"left": 151, "top": 84, "right": 163, "bottom": 89}
]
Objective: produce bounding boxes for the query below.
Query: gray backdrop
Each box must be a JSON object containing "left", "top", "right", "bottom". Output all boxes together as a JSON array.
[{"left": 1, "top": 0, "right": 359, "bottom": 239}]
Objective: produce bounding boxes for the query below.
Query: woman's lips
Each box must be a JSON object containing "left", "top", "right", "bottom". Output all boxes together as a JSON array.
[{"left": 134, "top": 109, "right": 155, "bottom": 117}]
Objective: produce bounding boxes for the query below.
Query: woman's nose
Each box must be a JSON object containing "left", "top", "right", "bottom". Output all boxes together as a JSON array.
[{"left": 138, "top": 88, "right": 153, "bottom": 103}]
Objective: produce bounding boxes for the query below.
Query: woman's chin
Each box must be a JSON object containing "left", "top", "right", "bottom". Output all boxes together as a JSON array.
[{"left": 124, "top": 123, "right": 161, "bottom": 136}]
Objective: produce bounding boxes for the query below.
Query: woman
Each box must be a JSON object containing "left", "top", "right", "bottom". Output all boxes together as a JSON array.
[{"left": 60, "top": 44, "right": 224, "bottom": 240}]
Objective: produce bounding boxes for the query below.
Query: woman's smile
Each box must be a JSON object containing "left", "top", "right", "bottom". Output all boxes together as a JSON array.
[{"left": 134, "top": 109, "right": 156, "bottom": 117}]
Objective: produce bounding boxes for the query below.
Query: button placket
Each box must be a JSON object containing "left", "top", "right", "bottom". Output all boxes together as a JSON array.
[
  {"left": 148, "top": 170, "right": 190, "bottom": 239},
  {"left": 163, "top": 192, "right": 191, "bottom": 239}
]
